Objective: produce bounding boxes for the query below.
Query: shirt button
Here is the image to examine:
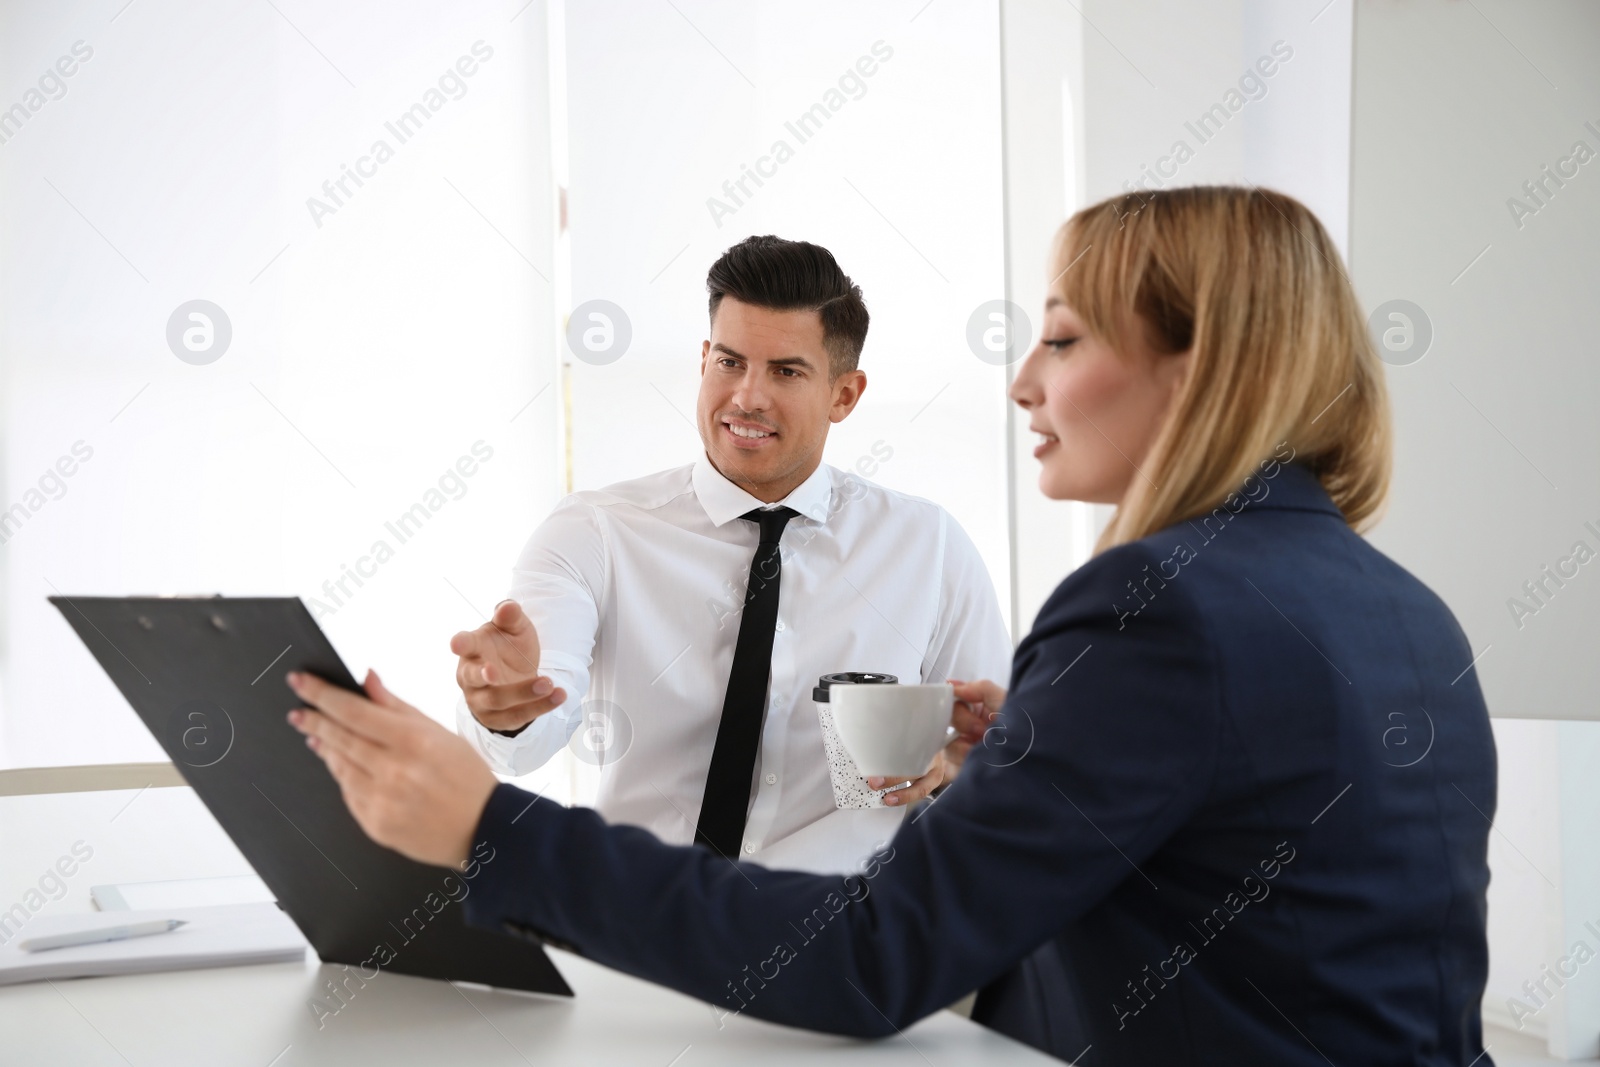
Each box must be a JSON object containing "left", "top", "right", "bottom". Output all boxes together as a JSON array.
[
  {"left": 765, "top": 773, "right": 778, "bottom": 785},
  {"left": 743, "top": 842, "right": 757, "bottom": 855},
  {"left": 775, "top": 620, "right": 786, "bottom": 632}
]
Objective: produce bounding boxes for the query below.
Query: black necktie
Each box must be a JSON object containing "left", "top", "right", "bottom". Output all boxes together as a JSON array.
[{"left": 695, "top": 505, "right": 798, "bottom": 858}]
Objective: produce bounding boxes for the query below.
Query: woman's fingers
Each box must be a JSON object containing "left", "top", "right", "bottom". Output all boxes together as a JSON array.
[
  {"left": 951, "top": 698, "right": 991, "bottom": 742},
  {"left": 363, "top": 669, "right": 424, "bottom": 715},
  {"left": 287, "top": 672, "right": 393, "bottom": 741},
  {"left": 953, "top": 678, "right": 1007, "bottom": 714},
  {"left": 319, "top": 742, "right": 374, "bottom": 790},
  {"left": 289, "top": 706, "right": 383, "bottom": 775}
]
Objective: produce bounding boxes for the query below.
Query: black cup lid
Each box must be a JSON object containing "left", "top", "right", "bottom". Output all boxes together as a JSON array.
[{"left": 813, "top": 671, "right": 898, "bottom": 703}]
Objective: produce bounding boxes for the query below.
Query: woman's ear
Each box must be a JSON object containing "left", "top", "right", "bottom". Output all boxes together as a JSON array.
[{"left": 1163, "top": 346, "right": 1195, "bottom": 396}]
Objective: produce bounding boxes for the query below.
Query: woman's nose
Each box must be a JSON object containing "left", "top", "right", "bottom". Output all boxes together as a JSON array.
[{"left": 1009, "top": 347, "right": 1042, "bottom": 408}]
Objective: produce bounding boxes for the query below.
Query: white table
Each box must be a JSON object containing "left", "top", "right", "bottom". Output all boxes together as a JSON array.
[{"left": 0, "top": 786, "right": 1056, "bottom": 1066}]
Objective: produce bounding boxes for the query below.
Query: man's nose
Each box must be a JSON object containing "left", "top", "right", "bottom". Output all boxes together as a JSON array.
[{"left": 729, "top": 370, "right": 771, "bottom": 411}]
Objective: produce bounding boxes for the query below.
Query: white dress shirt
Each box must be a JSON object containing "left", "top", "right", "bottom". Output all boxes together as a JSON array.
[{"left": 457, "top": 456, "right": 1012, "bottom": 874}]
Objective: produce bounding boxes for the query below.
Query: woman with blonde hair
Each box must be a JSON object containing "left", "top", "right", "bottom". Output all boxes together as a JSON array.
[{"left": 290, "top": 185, "right": 1496, "bottom": 1065}]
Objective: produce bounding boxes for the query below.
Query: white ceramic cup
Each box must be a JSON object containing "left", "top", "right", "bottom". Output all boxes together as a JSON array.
[{"left": 829, "top": 682, "right": 955, "bottom": 781}]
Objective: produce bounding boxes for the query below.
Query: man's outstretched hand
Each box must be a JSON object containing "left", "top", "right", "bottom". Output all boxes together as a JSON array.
[
  {"left": 287, "top": 669, "right": 498, "bottom": 868},
  {"left": 451, "top": 600, "right": 566, "bottom": 735}
]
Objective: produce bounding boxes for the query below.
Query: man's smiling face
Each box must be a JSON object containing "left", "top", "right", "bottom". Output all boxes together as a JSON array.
[{"left": 696, "top": 295, "right": 866, "bottom": 502}]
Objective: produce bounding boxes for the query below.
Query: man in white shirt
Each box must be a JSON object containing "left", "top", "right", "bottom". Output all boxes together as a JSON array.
[{"left": 452, "top": 235, "right": 1010, "bottom": 874}]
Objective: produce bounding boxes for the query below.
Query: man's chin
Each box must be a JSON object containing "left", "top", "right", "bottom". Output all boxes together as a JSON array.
[
  {"left": 720, "top": 455, "right": 779, "bottom": 482},
  {"left": 708, "top": 450, "right": 788, "bottom": 489}
]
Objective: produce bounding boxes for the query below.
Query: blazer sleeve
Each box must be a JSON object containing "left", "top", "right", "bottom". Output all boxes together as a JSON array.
[{"left": 461, "top": 540, "right": 1223, "bottom": 1036}]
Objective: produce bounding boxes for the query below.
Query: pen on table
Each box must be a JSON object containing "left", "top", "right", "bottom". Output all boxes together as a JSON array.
[{"left": 18, "top": 919, "right": 188, "bottom": 953}]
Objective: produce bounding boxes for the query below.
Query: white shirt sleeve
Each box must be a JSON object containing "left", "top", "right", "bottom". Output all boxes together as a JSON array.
[
  {"left": 921, "top": 508, "right": 1014, "bottom": 688},
  {"left": 457, "top": 495, "right": 608, "bottom": 777}
]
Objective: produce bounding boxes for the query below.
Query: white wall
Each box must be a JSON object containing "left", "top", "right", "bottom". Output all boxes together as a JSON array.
[
  {"left": 0, "top": 0, "right": 1013, "bottom": 776},
  {"left": 0, "top": 0, "right": 561, "bottom": 767},
  {"left": 1349, "top": 0, "right": 1600, "bottom": 1056},
  {"left": 560, "top": 0, "right": 1013, "bottom": 631},
  {"left": 1352, "top": 0, "right": 1600, "bottom": 727},
  {"left": 1002, "top": 0, "right": 1355, "bottom": 634},
  {"left": 999, "top": 0, "right": 1100, "bottom": 640}
]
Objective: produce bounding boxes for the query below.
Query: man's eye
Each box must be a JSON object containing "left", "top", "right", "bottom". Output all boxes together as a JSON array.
[
  {"left": 777, "top": 368, "right": 799, "bottom": 377},
  {"left": 719, "top": 358, "right": 740, "bottom": 368}
]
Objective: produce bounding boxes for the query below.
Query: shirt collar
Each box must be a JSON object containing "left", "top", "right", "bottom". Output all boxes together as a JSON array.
[{"left": 692, "top": 454, "right": 834, "bottom": 527}]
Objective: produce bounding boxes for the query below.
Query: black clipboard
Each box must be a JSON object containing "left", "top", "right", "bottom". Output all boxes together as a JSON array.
[{"left": 50, "top": 595, "right": 571, "bottom": 998}]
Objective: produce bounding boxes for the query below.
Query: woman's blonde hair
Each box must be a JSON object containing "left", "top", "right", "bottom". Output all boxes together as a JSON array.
[{"left": 1052, "top": 185, "right": 1392, "bottom": 554}]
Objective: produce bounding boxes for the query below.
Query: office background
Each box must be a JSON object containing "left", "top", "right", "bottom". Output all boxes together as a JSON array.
[{"left": 2, "top": 0, "right": 1597, "bottom": 1057}]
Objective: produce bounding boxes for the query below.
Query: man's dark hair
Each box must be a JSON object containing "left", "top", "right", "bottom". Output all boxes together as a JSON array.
[{"left": 706, "top": 235, "right": 869, "bottom": 377}]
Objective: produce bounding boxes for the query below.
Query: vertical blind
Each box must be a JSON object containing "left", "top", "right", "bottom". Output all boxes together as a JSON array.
[
  {"left": 0, "top": 0, "right": 561, "bottom": 767},
  {"left": 1, "top": 0, "right": 1017, "bottom": 775}
]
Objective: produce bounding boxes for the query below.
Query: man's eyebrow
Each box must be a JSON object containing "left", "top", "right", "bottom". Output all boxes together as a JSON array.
[{"left": 711, "top": 343, "right": 818, "bottom": 371}]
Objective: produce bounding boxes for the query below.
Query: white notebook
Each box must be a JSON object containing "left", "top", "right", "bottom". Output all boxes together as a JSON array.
[
  {"left": 91, "top": 874, "right": 274, "bottom": 912},
  {"left": 0, "top": 902, "right": 307, "bottom": 986}
]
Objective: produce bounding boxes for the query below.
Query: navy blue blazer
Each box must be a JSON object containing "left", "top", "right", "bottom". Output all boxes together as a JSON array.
[{"left": 463, "top": 462, "right": 1496, "bottom": 1066}]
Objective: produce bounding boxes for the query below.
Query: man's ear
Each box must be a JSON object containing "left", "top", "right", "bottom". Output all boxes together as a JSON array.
[
  {"left": 829, "top": 370, "right": 867, "bottom": 423},
  {"left": 700, "top": 339, "right": 711, "bottom": 375}
]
